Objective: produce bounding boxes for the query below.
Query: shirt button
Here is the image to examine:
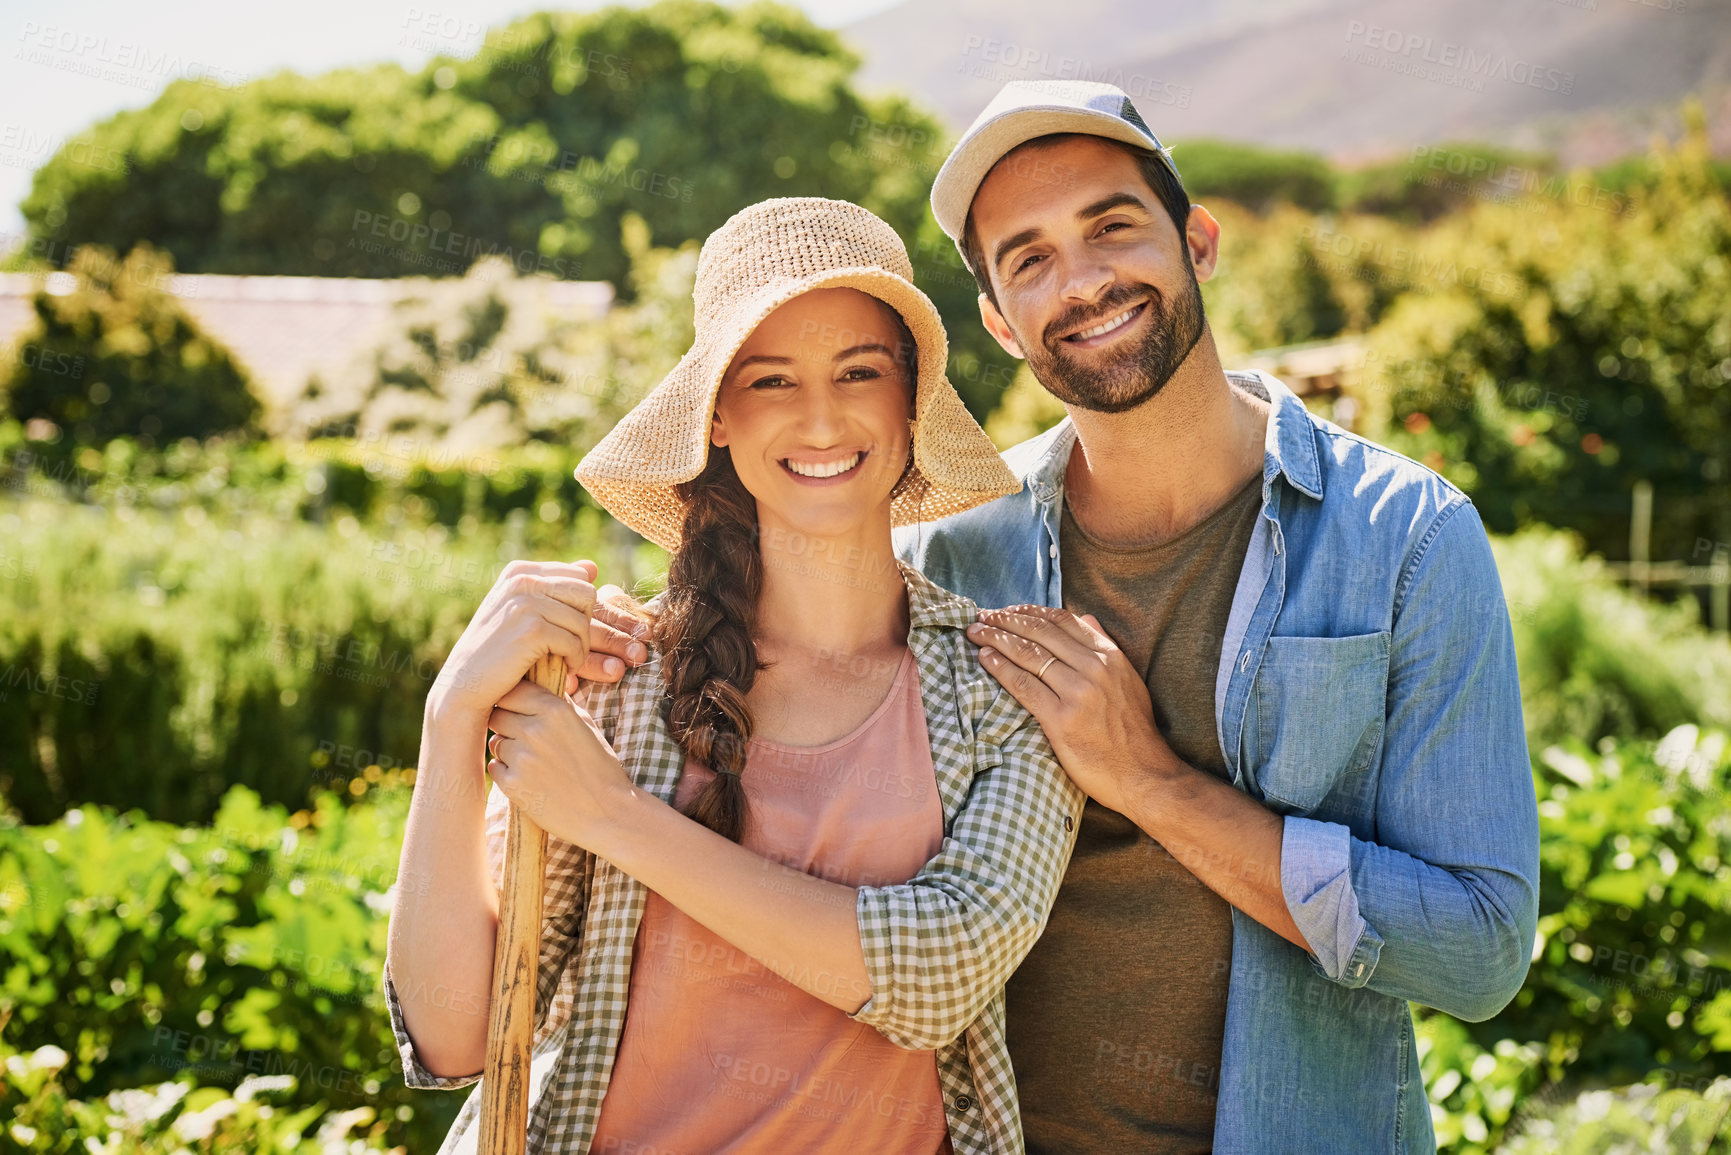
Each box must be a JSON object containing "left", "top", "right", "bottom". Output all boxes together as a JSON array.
[
  {"left": 1354, "top": 963, "right": 1364, "bottom": 977},
  {"left": 1239, "top": 651, "right": 1252, "bottom": 673},
  {"left": 1064, "top": 815, "right": 1074, "bottom": 832},
  {"left": 1048, "top": 543, "right": 1058, "bottom": 559},
  {"left": 954, "top": 1094, "right": 974, "bottom": 1111}
]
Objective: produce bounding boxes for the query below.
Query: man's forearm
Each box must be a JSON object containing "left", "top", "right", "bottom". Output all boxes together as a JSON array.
[{"left": 1120, "top": 756, "right": 1312, "bottom": 953}]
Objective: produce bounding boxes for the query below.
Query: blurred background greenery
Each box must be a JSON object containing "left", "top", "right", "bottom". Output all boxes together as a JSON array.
[{"left": 2, "top": 1, "right": 1729, "bottom": 1151}]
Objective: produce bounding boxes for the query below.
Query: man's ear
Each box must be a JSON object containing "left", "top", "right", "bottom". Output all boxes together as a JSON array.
[
  {"left": 1185, "top": 204, "right": 1223, "bottom": 284},
  {"left": 978, "top": 293, "right": 1026, "bottom": 360}
]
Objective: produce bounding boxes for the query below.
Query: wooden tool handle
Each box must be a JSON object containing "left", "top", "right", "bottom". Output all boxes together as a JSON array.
[{"left": 478, "top": 653, "right": 562, "bottom": 1154}]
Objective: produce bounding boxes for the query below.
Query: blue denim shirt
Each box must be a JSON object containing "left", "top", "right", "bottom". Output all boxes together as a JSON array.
[{"left": 894, "top": 370, "right": 1540, "bottom": 1153}]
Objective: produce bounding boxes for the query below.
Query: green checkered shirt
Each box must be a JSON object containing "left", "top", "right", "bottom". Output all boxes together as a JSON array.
[{"left": 384, "top": 562, "right": 1085, "bottom": 1153}]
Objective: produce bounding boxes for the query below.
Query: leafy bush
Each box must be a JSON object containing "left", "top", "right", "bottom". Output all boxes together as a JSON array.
[
  {"left": 285, "top": 224, "right": 697, "bottom": 457},
  {"left": 1169, "top": 138, "right": 1338, "bottom": 214},
  {"left": 4, "top": 1063, "right": 399, "bottom": 1154},
  {"left": 0, "top": 492, "right": 656, "bottom": 825},
  {"left": 1492, "top": 528, "right": 1731, "bottom": 748},
  {"left": 0, "top": 416, "right": 610, "bottom": 550},
  {"left": 1414, "top": 724, "right": 1731, "bottom": 1153},
  {"left": 1498, "top": 1077, "right": 1731, "bottom": 1153},
  {"left": 0, "top": 244, "right": 262, "bottom": 448},
  {"left": 0, "top": 783, "right": 456, "bottom": 1153},
  {"left": 1339, "top": 142, "right": 1554, "bottom": 223},
  {"left": 1416, "top": 1013, "right": 1545, "bottom": 1151},
  {"left": 1517, "top": 726, "right": 1731, "bottom": 1084},
  {"left": 1355, "top": 105, "right": 1731, "bottom": 566}
]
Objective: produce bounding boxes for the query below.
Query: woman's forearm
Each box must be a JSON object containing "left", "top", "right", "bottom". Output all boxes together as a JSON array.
[
  {"left": 591, "top": 782, "right": 873, "bottom": 1014},
  {"left": 385, "top": 701, "right": 500, "bottom": 1077}
]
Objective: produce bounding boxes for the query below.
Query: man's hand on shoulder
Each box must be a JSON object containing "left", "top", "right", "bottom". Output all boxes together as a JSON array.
[{"left": 964, "top": 604, "right": 1175, "bottom": 814}]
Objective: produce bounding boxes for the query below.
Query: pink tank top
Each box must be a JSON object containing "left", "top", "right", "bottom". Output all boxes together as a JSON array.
[{"left": 589, "top": 648, "right": 954, "bottom": 1155}]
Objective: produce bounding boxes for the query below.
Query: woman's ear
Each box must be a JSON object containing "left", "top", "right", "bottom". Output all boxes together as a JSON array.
[{"left": 710, "top": 410, "right": 729, "bottom": 448}]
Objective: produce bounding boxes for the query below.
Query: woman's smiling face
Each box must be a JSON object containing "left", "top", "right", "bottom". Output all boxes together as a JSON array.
[{"left": 710, "top": 287, "right": 916, "bottom": 545}]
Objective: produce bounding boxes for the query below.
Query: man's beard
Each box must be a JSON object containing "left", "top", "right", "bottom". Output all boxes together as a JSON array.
[{"left": 1020, "top": 267, "right": 1207, "bottom": 414}]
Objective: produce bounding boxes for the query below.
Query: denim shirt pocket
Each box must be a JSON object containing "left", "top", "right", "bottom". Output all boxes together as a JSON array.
[{"left": 1247, "top": 631, "right": 1391, "bottom": 813}]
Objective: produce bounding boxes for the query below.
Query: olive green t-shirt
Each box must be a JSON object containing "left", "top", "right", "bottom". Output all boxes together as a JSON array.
[{"left": 1005, "top": 471, "right": 1263, "bottom": 1155}]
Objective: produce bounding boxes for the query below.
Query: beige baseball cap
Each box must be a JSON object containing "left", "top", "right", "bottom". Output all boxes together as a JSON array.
[{"left": 930, "top": 80, "right": 1180, "bottom": 268}]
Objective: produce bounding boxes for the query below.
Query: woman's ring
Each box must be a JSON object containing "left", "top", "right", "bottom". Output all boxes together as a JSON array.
[{"left": 1036, "top": 655, "right": 1057, "bottom": 681}]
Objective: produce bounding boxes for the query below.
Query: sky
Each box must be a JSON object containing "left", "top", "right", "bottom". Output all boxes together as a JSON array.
[{"left": 0, "top": 0, "right": 903, "bottom": 238}]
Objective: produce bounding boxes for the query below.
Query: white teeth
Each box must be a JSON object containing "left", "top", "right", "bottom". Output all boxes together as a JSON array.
[
  {"left": 1073, "top": 306, "right": 1138, "bottom": 341},
  {"left": 786, "top": 452, "right": 861, "bottom": 479}
]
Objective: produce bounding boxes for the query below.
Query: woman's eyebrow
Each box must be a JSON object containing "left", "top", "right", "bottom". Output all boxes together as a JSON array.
[
  {"left": 833, "top": 342, "right": 894, "bottom": 361},
  {"left": 730, "top": 354, "right": 795, "bottom": 375}
]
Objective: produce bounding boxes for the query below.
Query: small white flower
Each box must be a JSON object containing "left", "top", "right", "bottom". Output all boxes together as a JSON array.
[
  {"left": 105, "top": 1080, "right": 189, "bottom": 1126},
  {"left": 173, "top": 1095, "right": 240, "bottom": 1141},
  {"left": 235, "top": 1074, "right": 296, "bottom": 1102},
  {"left": 30, "top": 1045, "right": 70, "bottom": 1073}
]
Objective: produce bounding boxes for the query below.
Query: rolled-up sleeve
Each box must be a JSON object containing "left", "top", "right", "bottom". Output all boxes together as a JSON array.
[
  {"left": 850, "top": 677, "right": 1085, "bottom": 1051},
  {"left": 382, "top": 951, "right": 487, "bottom": 1090},
  {"left": 1282, "top": 500, "right": 1539, "bottom": 1020},
  {"left": 1281, "top": 816, "right": 1383, "bottom": 985}
]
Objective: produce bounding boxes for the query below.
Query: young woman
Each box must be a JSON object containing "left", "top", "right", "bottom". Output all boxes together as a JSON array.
[{"left": 384, "top": 197, "right": 1085, "bottom": 1155}]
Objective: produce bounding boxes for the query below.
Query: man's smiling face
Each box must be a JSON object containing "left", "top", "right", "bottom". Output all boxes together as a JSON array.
[{"left": 968, "top": 135, "right": 1211, "bottom": 414}]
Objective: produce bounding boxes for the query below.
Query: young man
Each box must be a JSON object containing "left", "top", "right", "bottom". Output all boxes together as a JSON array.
[
  {"left": 889, "top": 80, "right": 1540, "bottom": 1153},
  {"left": 575, "top": 80, "right": 1538, "bottom": 1152}
]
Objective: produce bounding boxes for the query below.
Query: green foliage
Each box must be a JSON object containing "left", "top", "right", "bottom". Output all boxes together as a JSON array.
[
  {"left": 1339, "top": 143, "right": 1554, "bottom": 223},
  {"left": 1492, "top": 528, "right": 1731, "bottom": 748},
  {"left": 1355, "top": 112, "right": 1731, "bottom": 565},
  {"left": 983, "top": 362, "right": 1068, "bottom": 450},
  {"left": 18, "top": 1, "right": 940, "bottom": 293},
  {"left": 1416, "top": 1013, "right": 1546, "bottom": 1151},
  {"left": 1592, "top": 150, "right": 1731, "bottom": 200},
  {"left": 0, "top": 416, "right": 606, "bottom": 544},
  {"left": 2, "top": 1060, "right": 398, "bottom": 1154},
  {"left": 0, "top": 488, "right": 659, "bottom": 826},
  {"left": 1200, "top": 202, "right": 1427, "bottom": 364},
  {"left": 1499, "top": 1078, "right": 1731, "bottom": 1153},
  {"left": 1516, "top": 724, "right": 1731, "bottom": 1080},
  {"left": 286, "top": 230, "right": 698, "bottom": 455},
  {"left": 1168, "top": 138, "right": 1337, "bottom": 214},
  {"left": 1415, "top": 722, "right": 1731, "bottom": 1153},
  {"left": 0, "top": 784, "right": 449, "bottom": 1152},
  {"left": 907, "top": 210, "right": 1024, "bottom": 422},
  {"left": 0, "top": 245, "right": 262, "bottom": 448}
]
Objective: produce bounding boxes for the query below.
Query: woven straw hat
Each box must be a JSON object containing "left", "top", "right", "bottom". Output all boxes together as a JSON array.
[{"left": 574, "top": 197, "right": 1020, "bottom": 551}]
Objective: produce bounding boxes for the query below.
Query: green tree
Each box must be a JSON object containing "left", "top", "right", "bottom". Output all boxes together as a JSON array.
[
  {"left": 1359, "top": 106, "right": 1731, "bottom": 567},
  {"left": 1169, "top": 138, "right": 1337, "bottom": 214},
  {"left": 1, "top": 244, "right": 261, "bottom": 448},
  {"left": 1340, "top": 142, "right": 1553, "bottom": 223},
  {"left": 17, "top": 2, "right": 940, "bottom": 295}
]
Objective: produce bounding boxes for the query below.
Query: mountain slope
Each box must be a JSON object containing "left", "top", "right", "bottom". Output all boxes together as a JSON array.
[{"left": 843, "top": 0, "right": 1731, "bottom": 163}]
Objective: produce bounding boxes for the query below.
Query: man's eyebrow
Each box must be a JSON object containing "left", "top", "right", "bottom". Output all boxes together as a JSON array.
[
  {"left": 1077, "top": 192, "right": 1150, "bottom": 220},
  {"left": 990, "top": 194, "right": 1153, "bottom": 272},
  {"left": 992, "top": 227, "right": 1043, "bottom": 273}
]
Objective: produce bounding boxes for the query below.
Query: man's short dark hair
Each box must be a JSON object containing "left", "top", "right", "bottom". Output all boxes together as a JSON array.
[{"left": 959, "top": 133, "right": 1192, "bottom": 309}]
